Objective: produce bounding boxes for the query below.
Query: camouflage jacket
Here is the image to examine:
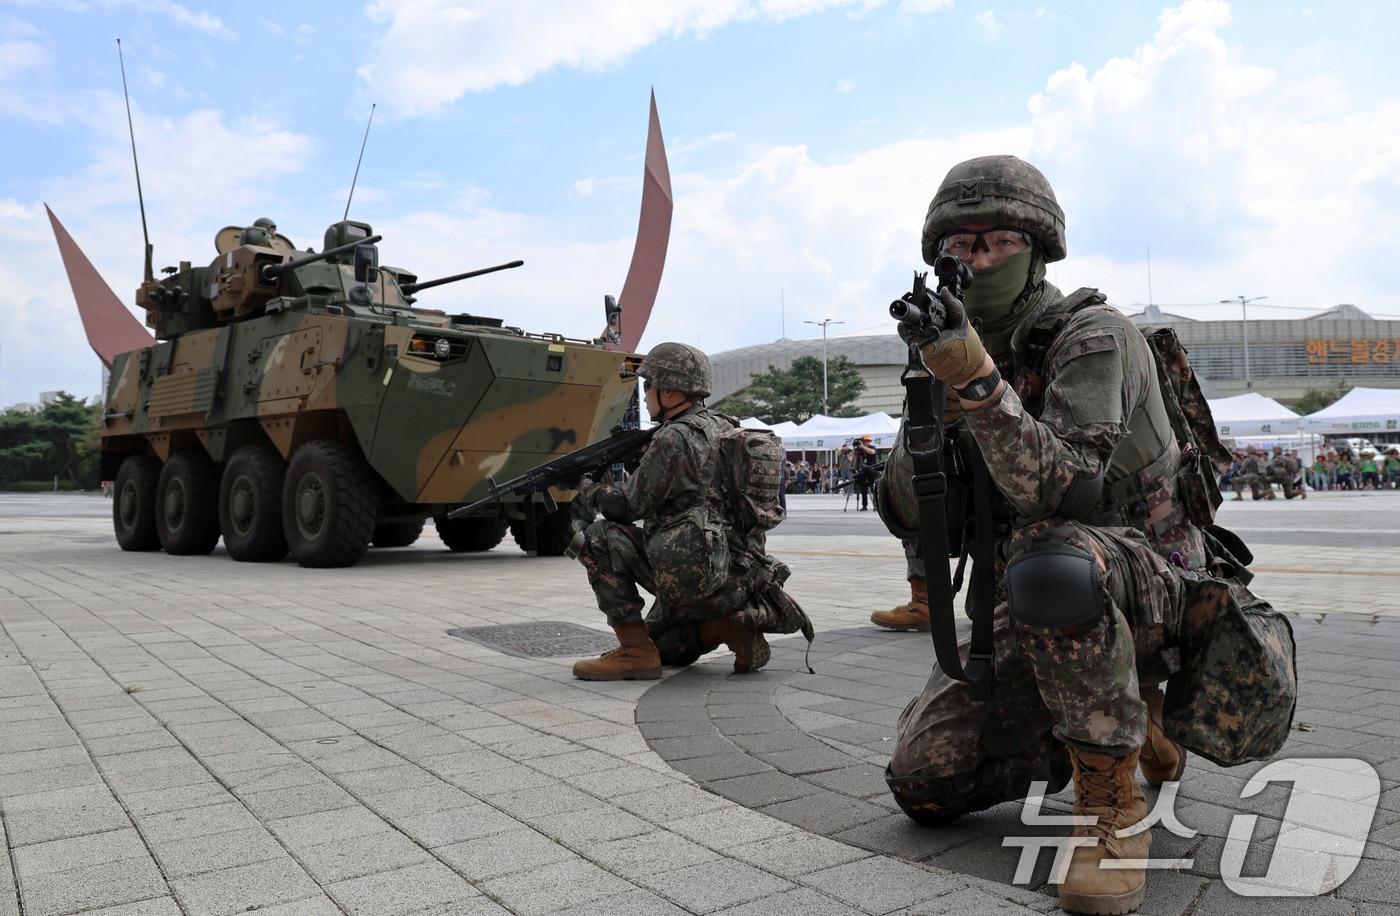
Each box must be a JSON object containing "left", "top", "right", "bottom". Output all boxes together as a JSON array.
[
  {"left": 961, "top": 282, "right": 1206, "bottom": 567},
  {"left": 588, "top": 405, "right": 731, "bottom": 528}
]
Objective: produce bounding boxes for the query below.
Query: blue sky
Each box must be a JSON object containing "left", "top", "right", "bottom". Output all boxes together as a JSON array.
[{"left": 3, "top": 0, "right": 1399, "bottom": 405}]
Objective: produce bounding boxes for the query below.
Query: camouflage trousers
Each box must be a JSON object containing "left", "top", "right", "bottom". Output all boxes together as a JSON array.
[
  {"left": 1266, "top": 472, "right": 1301, "bottom": 499},
  {"left": 886, "top": 518, "right": 1188, "bottom": 822},
  {"left": 1231, "top": 474, "right": 1270, "bottom": 499},
  {"left": 576, "top": 519, "right": 752, "bottom": 666}
]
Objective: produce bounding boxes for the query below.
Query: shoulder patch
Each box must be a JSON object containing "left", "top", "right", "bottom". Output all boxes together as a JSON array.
[{"left": 1052, "top": 328, "right": 1123, "bottom": 368}]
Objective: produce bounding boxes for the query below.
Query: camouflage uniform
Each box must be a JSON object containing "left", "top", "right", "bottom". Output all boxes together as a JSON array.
[
  {"left": 573, "top": 342, "right": 798, "bottom": 672},
  {"left": 576, "top": 403, "right": 773, "bottom": 663},
  {"left": 1232, "top": 453, "right": 1272, "bottom": 500},
  {"left": 881, "top": 158, "right": 1295, "bottom": 883},
  {"left": 1266, "top": 450, "right": 1302, "bottom": 499}
]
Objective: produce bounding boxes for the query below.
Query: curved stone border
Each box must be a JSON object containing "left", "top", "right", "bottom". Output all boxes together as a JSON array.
[{"left": 638, "top": 615, "right": 1400, "bottom": 913}]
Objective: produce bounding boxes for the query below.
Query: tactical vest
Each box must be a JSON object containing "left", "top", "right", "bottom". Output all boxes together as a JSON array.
[{"left": 1005, "top": 287, "right": 1207, "bottom": 565}]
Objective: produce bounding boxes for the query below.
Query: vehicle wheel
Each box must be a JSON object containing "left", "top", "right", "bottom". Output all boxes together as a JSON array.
[
  {"left": 113, "top": 454, "right": 162, "bottom": 551},
  {"left": 282, "top": 440, "right": 378, "bottom": 568},
  {"left": 156, "top": 451, "right": 222, "bottom": 555},
  {"left": 373, "top": 519, "right": 424, "bottom": 548},
  {"left": 435, "top": 516, "right": 507, "bottom": 552},
  {"left": 219, "top": 445, "right": 288, "bottom": 562},
  {"left": 509, "top": 506, "right": 573, "bottom": 556}
]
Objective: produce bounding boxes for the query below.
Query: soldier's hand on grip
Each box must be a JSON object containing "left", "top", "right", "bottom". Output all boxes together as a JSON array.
[{"left": 914, "top": 288, "right": 989, "bottom": 390}]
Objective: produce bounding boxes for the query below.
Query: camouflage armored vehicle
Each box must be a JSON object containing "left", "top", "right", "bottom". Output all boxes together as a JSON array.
[{"left": 49, "top": 95, "right": 673, "bottom": 569}]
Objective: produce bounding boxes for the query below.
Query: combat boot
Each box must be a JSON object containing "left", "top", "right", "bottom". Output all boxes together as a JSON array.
[
  {"left": 1137, "top": 684, "right": 1185, "bottom": 787},
  {"left": 1059, "top": 748, "right": 1151, "bottom": 915},
  {"left": 870, "top": 578, "right": 930, "bottom": 631},
  {"left": 1231, "top": 491, "right": 1243, "bottom": 502},
  {"left": 572, "top": 620, "right": 662, "bottom": 681},
  {"left": 698, "top": 614, "right": 771, "bottom": 673}
]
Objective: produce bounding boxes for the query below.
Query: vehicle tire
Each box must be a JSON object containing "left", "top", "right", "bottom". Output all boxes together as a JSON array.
[
  {"left": 435, "top": 516, "right": 507, "bottom": 552},
  {"left": 155, "top": 451, "right": 222, "bottom": 555},
  {"left": 373, "top": 519, "right": 424, "bottom": 548},
  {"left": 509, "top": 506, "right": 573, "bottom": 556},
  {"left": 113, "top": 454, "right": 162, "bottom": 551},
  {"left": 282, "top": 440, "right": 377, "bottom": 568},
  {"left": 219, "top": 445, "right": 288, "bottom": 562}
]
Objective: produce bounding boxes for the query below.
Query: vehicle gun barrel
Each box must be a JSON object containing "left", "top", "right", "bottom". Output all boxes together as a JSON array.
[
  {"left": 259, "top": 234, "right": 384, "bottom": 283},
  {"left": 401, "top": 259, "right": 524, "bottom": 296}
]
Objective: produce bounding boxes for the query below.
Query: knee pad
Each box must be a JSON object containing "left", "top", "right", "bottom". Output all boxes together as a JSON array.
[{"left": 1006, "top": 549, "right": 1105, "bottom": 628}]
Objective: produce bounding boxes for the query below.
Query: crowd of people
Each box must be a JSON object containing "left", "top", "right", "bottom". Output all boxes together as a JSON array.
[
  {"left": 779, "top": 435, "right": 884, "bottom": 498},
  {"left": 1309, "top": 446, "right": 1400, "bottom": 490},
  {"left": 1219, "top": 442, "right": 1400, "bottom": 499}
]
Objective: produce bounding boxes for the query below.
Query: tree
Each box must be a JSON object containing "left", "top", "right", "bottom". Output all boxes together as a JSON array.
[
  {"left": 714, "top": 355, "right": 866, "bottom": 424},
  {"left": 0, "top": 392, "right": 104, "bottom": 487},
  {"left": 1292, "top": 382, "right": 1351, "bottom": 417}
]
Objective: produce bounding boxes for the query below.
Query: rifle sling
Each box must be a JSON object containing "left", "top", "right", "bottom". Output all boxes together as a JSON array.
[{"left": 901, "top": 353, "right": 995, "bottom": 701}]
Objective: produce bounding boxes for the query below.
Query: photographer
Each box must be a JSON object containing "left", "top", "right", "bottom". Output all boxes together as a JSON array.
[{"left": 852, "top": 434, "right": 879, "bottom": 511}]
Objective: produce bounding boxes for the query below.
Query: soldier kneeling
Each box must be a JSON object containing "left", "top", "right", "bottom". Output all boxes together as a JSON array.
[{"left": 570, "top": 342, "right": 809, "bottom": 680}]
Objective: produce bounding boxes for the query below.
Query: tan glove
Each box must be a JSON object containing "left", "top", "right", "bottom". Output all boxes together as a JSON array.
[{"left": 907, "top": 288, "right": 988, "bottom": 389}]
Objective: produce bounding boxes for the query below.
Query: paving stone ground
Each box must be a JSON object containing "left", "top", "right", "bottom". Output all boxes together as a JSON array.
[{"left": 1, "top": 490, "right": 1398, "bottom": 915}]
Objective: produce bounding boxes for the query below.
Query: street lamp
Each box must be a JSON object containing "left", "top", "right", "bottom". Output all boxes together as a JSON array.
[
  {"left": 803, "top": 318, "right": 845, "bottom": 414},
  {"left": 1220, "top": 295, "right": 1267, "bottom": 390}
]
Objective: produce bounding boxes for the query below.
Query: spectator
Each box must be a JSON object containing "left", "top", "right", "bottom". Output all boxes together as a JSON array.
[
  {"left": 1336, "top": 451, "right": 1354, "bottom": 490},
  {"left": 1311, "top": 453, "right": 1329, "bottom": 492},
  {"left": 1359, "top": 450, "right": 1382, "bottom": 490}
]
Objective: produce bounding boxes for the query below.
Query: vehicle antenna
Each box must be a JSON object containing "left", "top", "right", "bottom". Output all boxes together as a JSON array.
[
  {"left": 116, "top": 38, "right": 153, "bottom": 284},
  {"left": 344, "top": 103, "right": 376, "bottom": 221}
]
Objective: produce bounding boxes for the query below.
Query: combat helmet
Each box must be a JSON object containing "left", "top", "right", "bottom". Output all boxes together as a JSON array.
[
  {"left": 922, "top": 155, "right": 1067, "bottom": 265},
  {"left": 638, "top": 342, "right": 712, "bottom": 398}
]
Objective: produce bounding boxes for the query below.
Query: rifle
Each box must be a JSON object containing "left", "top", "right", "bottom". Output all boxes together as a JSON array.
[
  {"left": 892, "top": 257, "right": 997, "bottom": 700},
  {"left": 447, "top": 424, "right": 657, "bottom": 520}
]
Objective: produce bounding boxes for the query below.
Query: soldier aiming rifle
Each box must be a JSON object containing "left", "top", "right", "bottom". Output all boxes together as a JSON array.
[{"left": 875, "top": 155, "right": 1296, "bottom": 916}]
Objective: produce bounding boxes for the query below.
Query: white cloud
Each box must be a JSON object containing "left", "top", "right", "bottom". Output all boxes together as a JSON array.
[
  {"left": 835, "top": 78, "right": 855, "bottom": 94},
  {"left": 0, "top": 102, "right": 315, "bottom": 404},
  {"left": 1034, "top": 6, "right": 1055, "bottom": 20},
  {"left": 975, "top": 9, "right": 1002, "bottom": 37},
  {"left": 359, "top": 0, "right": 882, "bottom": 116},
  {"left": 900, "top": 0, "right": 954, "bottom": 11},
  {"left": 405, "top": 0, "right": 1399, "bottom": 353}
]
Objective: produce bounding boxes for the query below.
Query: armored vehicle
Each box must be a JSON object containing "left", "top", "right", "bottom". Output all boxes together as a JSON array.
[{"left": 50, "top": 94, "right": 672, "bottom": 568}]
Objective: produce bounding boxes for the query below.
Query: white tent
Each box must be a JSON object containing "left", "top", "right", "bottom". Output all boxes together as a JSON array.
[
  {"left": 737, "top": 417, "right": 771, "bottom": 430},
  {"left": 769, "top": 420, "right": 800, "bottom": 438},
  {"left": 1208, "top": 393, "right": 1302, "bottom": 437},
  {"left": 1302, "top": 387, "right": 1400, "bottom": 436},
  {"left": 782, "top": 412, "right": 900, "bottom": 450}
]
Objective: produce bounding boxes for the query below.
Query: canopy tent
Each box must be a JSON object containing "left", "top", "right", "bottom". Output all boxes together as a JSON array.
[
  {"left": 769, "top": 420, "right": 800, "bottom": 438},
  {"left": 737, "top": 417, "right": 771, "bottom": 430},
  {"left": 1207, "top": 393, "right": 1302, "bottom": 438},
  {"left": 1302, "top": 387, "right": 1400, "bottom": 435},
  {"left": 782, "top": 412, "right": 900, "bottom": 450}
]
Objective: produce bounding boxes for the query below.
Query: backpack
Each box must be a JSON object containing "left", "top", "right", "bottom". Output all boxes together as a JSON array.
[
  {"left": 1144, "top": 326, "right": 1232, "bottom": 527},
  {"left": 712, "top": 421, "right": 786, "bottom": 533}
]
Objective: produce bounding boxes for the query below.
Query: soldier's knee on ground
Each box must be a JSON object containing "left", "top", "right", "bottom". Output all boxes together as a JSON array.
[
  {"left": 647, "top": 620, "right": 708, "bottom": 667},
  {"left": 886, "top": 751, "right": 1072, "bottom": 826}
]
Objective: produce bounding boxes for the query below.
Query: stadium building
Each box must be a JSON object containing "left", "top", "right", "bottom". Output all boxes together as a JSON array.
[{"left": 709, "top": 303, "right": 1400, "bottom": 413}]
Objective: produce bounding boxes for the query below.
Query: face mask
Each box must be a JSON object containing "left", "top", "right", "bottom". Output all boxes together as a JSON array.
[{"left": 962, "top": 248, "right": 1041, "bottom": 323}]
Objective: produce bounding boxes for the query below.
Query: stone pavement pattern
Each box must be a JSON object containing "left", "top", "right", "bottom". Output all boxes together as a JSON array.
[{"left": 0, "top": 491, "right": 1397, "bottom": 915}]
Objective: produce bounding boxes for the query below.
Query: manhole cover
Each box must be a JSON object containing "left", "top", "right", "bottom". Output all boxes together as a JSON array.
[{"left": 447, "top": 621, "right": 618, "bottom": 658}]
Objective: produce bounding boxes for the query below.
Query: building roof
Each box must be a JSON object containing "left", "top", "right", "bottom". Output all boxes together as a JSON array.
[
  {"left": 1306, "top": 303, "right": 1373, "bottom": 321},
  {"left": 709, "top": 332, "right": 908, "bottom": 402}
]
